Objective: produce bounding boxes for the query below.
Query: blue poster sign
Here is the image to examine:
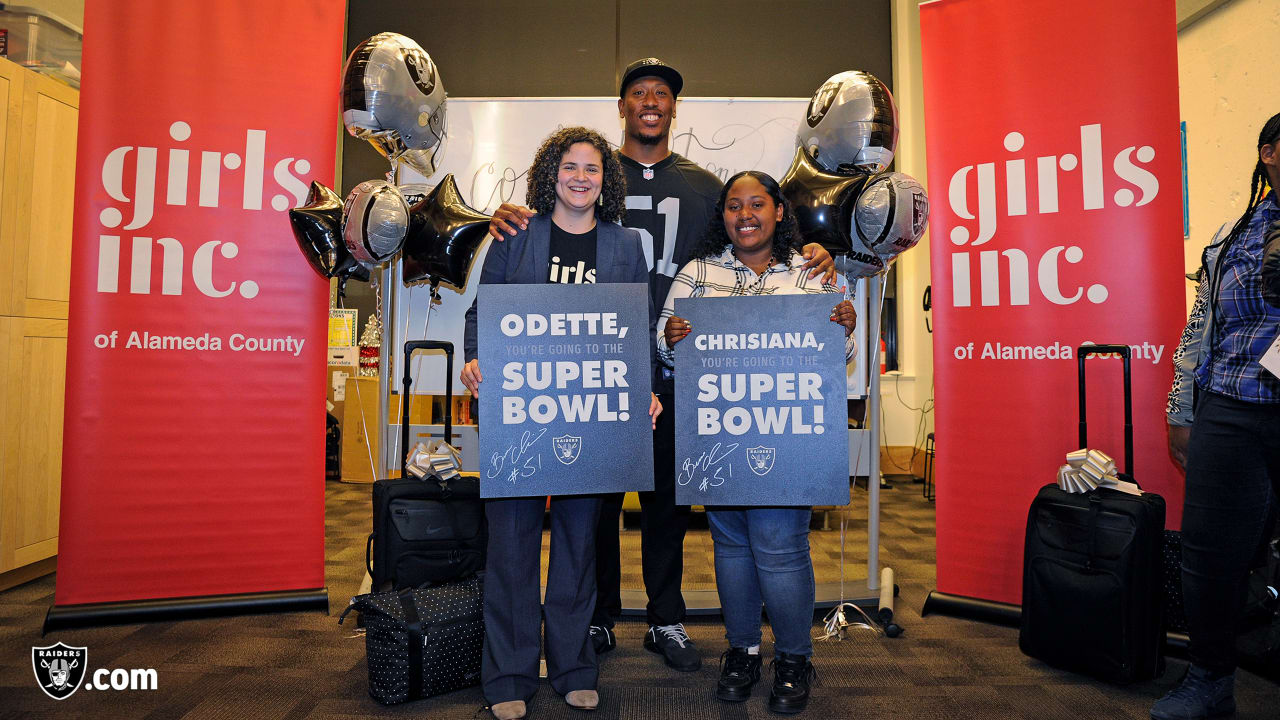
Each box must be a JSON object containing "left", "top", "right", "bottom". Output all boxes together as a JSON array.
[
  {"left": 674, "top": 294, "right": 850, "bottom": 506},
  {"left": 477, "top": 283, "right": 654, "bottom": 498}
]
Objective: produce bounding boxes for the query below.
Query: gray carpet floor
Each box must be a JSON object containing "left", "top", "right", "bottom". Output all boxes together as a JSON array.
[{"left": 0, "top": 478, "right": 1276, "bottom": 719}]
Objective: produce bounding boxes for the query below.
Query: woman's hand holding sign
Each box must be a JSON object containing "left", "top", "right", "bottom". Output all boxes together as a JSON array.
[
  {"left": 649, "top": 393, "right": 662, "bottom": 430},
  {"left": 461, "top": 358, "right": 483, "bottom": 397},
  {"left": 664, "top": 316, "right": 692, "bottom": 347},
  {"left": 830, "top": 299, "right": 857, "bottom": 337}
]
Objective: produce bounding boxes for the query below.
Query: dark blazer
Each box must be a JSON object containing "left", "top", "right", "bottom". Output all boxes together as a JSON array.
[{"left": 464, "top": 215, "right": 654, "bottom": 364}]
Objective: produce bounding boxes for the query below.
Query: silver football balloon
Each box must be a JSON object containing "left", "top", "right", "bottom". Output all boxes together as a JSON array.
[
  {"left": 854, "top": 172, "right": 929, "bottom": 264},
  {"left": 341, "top": 33, "right": 448, "bottom": 177},
  {"left": 342, "top": 180, "right": 410, "bottom": 267},
  {"left": 797, "top": 71, "right": 898, "bottom": 175}
]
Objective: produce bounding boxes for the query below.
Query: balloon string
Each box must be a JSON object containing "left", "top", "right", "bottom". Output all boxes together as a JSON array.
[{"left": 341, "top": 290, "right": 378, "bottom": 484}]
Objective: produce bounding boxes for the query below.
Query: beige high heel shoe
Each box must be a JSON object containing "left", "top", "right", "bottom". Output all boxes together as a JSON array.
[
  {"left": 490, "top": 700, "right": 526, "bottom": 720},
  {"left": 564, "top": 689, "right": 599, "bottom": 710}
]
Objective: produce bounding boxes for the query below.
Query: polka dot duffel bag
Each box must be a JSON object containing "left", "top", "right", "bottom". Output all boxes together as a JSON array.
[{"left": 339, "top": 574, "right": 483, "bottom": 704}]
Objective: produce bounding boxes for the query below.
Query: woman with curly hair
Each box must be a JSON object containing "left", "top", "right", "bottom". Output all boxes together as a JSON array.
[
  {"left": 656, "top": 170, "right": 855, "bottom": 715},
  {"left": 462, "top": 126, "right": 660, "bottom": 720}
]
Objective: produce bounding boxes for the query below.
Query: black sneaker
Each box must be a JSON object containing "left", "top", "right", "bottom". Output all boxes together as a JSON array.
[
  {"left": 1149, "top": 665, "right": 1235, "bottom": 720},
  {"left": 715, "top": 647, "right": 762, "bottom": 702},
  {"left": 643, "top": 623, "right": 701, "bottom": 671},
  {"left": 589, "top": 625, "right": 616, "bottom": 655},
  {"left": 768, "top": 652, "right": 816, "bottom": 714}
]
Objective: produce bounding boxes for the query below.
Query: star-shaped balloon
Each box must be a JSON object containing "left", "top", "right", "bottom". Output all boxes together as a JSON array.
[
  {"left": 779, "top": 147, "right": 884, "bottom": 278},
  {"left": 288, "top": 181, "right": 369, "bottom": 286},
  {"left": 401, "top": 174, "right": 491, "bottom": 291}
]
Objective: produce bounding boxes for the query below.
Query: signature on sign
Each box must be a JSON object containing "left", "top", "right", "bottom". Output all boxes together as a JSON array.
[
  {"left": 677, "top": 441, "right": 738, "bottom": 493},
  {"left": 487, "top": 428, "right": 546, "bottom": 484}
]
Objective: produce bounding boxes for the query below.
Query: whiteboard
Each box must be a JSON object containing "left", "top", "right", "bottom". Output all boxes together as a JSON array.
[{"left": 383, "top": 97, "right": 867, "bottom": 399}]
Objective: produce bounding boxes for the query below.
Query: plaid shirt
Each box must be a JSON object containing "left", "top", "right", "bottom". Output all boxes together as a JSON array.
[
  {"left": 1194, "top": 196, "right": 1280, "bottom": 404},
  {"left": 656, "top": 247, "right": 855, "bottom": 367}
]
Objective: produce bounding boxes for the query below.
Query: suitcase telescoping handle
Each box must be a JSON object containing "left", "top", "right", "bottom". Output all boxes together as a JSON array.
[
  {"left": 1076, "top": 344, "right": 1133, "bottom": 479},
  {"left": 401, "top": 340, "right": 453, "bottom": 479}
]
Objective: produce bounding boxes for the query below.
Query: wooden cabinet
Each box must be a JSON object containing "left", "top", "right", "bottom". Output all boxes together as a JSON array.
[
  {"left": 340, "top": 377, "right": 435, "bottom": 483},
  {"left": 0, "top": 58, "right": 78, "bottom": 586}
]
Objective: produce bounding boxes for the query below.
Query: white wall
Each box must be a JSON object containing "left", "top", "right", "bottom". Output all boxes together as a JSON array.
[
  {"left": 1177, "top": 0, "right": 1280, "bottom": 308},
  {"left": 11, "top": 0, "right": 82, "bottom": 30},
  {"left": 878, "top": 0, "right": 934, "bottom": 455}
]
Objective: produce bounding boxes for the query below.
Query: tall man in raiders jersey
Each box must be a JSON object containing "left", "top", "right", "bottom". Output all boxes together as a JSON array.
[{"left": 488, "top": 58, "right": 835, "bottom": 673}]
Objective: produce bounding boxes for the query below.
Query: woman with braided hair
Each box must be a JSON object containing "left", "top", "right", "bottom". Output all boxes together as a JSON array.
[{"left": 1155, "top": 112, "right": 1280, "bottom": 720}]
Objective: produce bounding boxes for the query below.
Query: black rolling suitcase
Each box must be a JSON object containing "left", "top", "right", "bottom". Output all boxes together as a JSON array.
[
  {"left": 366, "top": 340, "right": 486, "bottom": 592},
  {"left": 1019, "top": 344, "right": 1166, "bottom": 683}
]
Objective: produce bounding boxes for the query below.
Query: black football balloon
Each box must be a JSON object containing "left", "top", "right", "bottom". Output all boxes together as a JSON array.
[
  {"left": 401, "top": 174, "right": 491, "bottom": 290},
  {"left": 779, "top": 147, "right": 884, "bottom": 277},
  {"left": 288, "top": 181, "right": 369, "bottom": 285}
]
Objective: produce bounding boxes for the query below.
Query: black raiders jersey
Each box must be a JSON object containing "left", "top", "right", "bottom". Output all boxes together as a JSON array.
[
  {"left": 618, "top": 153, "right": 723, "bottom": 315},
  {"left": 618, "top": 152, "right": 722, "bottom": 393}
]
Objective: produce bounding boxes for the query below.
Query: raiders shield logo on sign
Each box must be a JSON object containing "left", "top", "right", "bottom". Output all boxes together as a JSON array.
[
  {"left": 552, "top": 435, "right": 582, "bottom": 465},
  {"left": 746, "top": 446, "right": 776, "bottom": 476},
  {"left": 32, "top": 643, "right": 87, "bottom": 700}
]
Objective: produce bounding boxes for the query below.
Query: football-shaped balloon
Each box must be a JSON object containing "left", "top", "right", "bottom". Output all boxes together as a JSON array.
[
  {"left": 797, "top": 71, "right": 897, "bottom": 175},
  {"left": 341, "top": 33, "right": 447, "bottom": 177},
  {"left": 854, "top": 172, "right": 930, "bottom": 264},
  {"left": 342, "top": 180, "right": 409, "bottom": 267}
]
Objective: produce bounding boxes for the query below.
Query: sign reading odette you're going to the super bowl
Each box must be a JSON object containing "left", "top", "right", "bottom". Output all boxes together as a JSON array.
[
  {"left": 477, "top": 283, "right": 654, "bottom": 498},
  {"left": 674, "top": 294, "right": 850, "bottom": 506}
]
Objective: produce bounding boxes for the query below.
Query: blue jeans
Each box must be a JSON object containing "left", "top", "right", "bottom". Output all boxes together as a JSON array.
[{"left": 707, "top": 506, "right": 814, "bottom": 657}]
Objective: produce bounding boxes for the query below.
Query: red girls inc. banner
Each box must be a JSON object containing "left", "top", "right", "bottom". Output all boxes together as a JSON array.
[
  {"left": 49, "top": 0, "right": 345, "bottom": 628},
  {"left": 920, "top": 0, "right": 1186, "bottom": 608}
]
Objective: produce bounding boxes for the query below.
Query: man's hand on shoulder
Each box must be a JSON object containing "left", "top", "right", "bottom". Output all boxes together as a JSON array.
[
  {"left": 489, "top": 204, "right": 537, "bottom": 241},
  {"left": 800, "top": 243, "right": 837, "bottom": 284}
]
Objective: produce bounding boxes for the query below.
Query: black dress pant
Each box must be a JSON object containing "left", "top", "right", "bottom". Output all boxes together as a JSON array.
[
  {"left": 593, "top": 392, "right": 691, "bottom": 628},
  {"left": 482, "top": 494, "right": 601, "bottom": 703},
  {"left": 1182, "top": 391, "right": 1280, "bottom": 674}
]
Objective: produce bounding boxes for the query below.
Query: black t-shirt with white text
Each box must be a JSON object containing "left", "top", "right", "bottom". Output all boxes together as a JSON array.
[
  {"left": 618, "top": 152, "right": 723, "bottom": 392},
  {"left": 547, "top": 222, "right": 597, "bottom": 284}
]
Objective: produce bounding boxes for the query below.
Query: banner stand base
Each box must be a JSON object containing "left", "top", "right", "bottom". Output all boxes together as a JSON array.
[
  {"left": 619, "top": 580, "right": 888, "bottom": 617},
  {"left": 922, "top": 590, "right": 1021, "bottom": 627},
  {"left": 42, "top": 588, "right": 329, "bottom": 634},
  {"left": 922, "top": 591, "right": 1201, "bottom": 657}
]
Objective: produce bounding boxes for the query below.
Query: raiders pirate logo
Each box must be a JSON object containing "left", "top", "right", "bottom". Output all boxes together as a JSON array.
[
  {"left": 746, "top": 446, "right": 776, "bottom": 476},
  {"left": 552, "top": 435, "right": 583, "bottom": 465},
  {"left": 403, "top": 47, "right": 437, "bottom": 97},
  {"left": 912, "top": 190, "right": 928, "bottom": 236},
  {"left": 805, "top": 79, "right": 842, "bottom": 128},
  {"left": 32, "top": 643, "right": 87, "bottom": 700}
]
